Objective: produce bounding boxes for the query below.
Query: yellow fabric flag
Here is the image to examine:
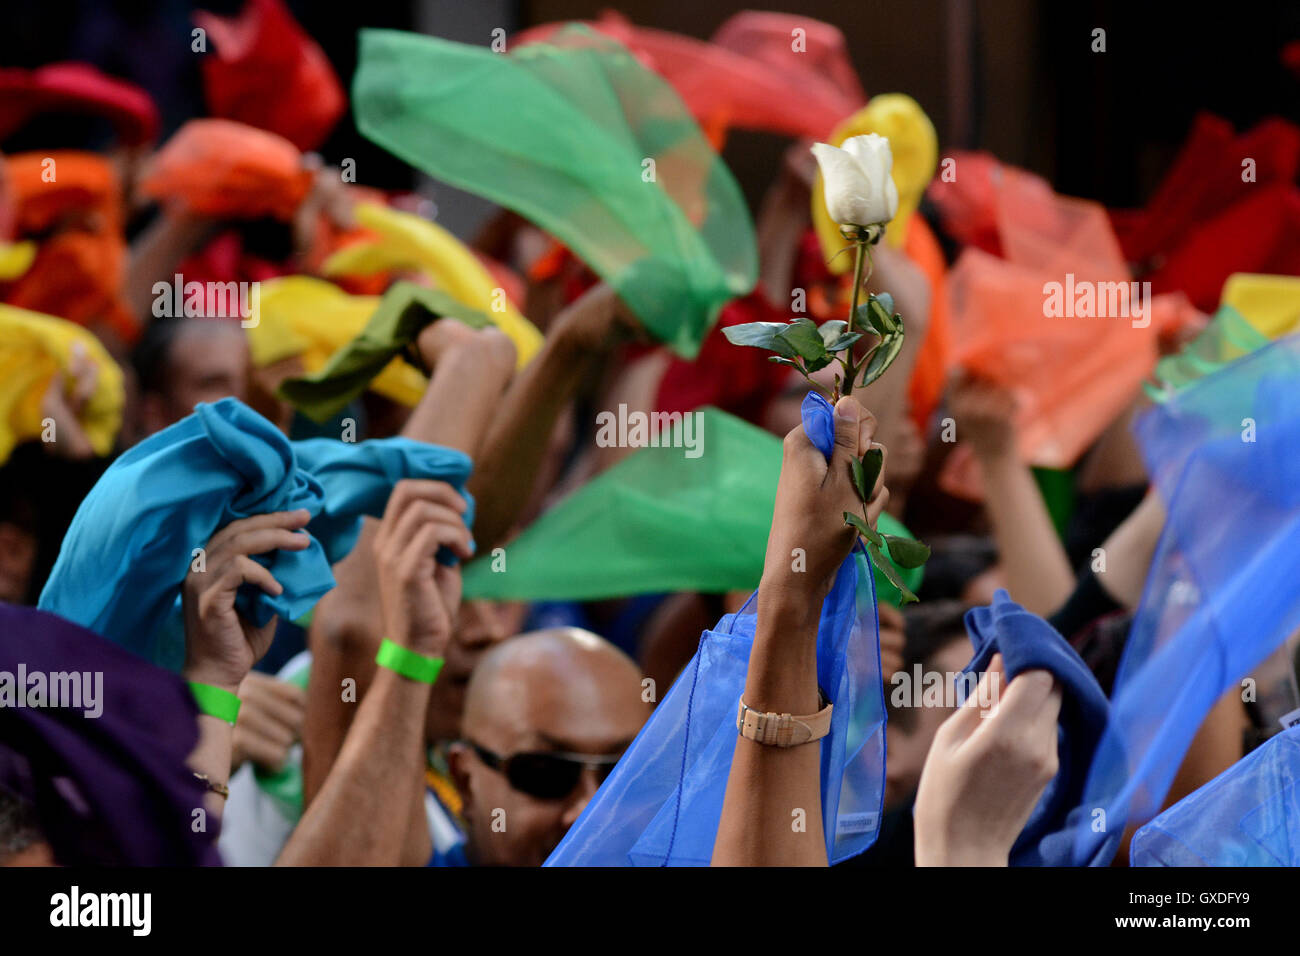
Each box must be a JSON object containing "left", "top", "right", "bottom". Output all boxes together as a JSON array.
[
  {"left": 1221, "top": 273, "right": 1300, "bottom": 339},
  {"left": 246, "top": 276, "right": 428, "bottom": 408},
  {"left": 0, "top": 305, "right": 124, "bottom": 463},
  {"left": 320, "top": 202, "right": 542, "bottom": 367}
]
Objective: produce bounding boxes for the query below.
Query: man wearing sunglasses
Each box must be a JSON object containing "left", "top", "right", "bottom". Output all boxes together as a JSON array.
[{"left": 447, "top": 628, "right": 650, "bottom": 866}]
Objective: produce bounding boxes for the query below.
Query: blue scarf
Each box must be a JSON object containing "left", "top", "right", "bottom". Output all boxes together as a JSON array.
[
  {"left": 961, "top": 591, "right": 1115, "bottom": 866},
  {"left": 39, "top": 398, "right": 473, "bottom": 669}
]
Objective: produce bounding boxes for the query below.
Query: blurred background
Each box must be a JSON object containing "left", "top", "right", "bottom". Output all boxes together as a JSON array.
[{"left": 5, "top": 0, "right": 1298, "bottom": 238}]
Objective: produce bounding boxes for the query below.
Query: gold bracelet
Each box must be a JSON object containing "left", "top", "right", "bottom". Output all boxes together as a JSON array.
[{"left": 193, "top": 772, "right": 229, "bottom": 799}]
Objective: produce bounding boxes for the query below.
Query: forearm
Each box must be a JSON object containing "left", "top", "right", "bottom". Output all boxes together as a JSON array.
[
  {"left": 301, "top": 597, "right": 376, "bottom": 804},
  {"left": 186, "top": 714, "right": 234, "bottom": 823},
  {"left": 467, "top": 329, "right": 598, "bottom": 552},
  {"left": 977, "top": 449, "right": 1074, "bottom": 616},
  {"left": 1094, "top": 491, "right": 1165, "bottom": 609},
  {"left": 299, "top": 335, "right": 511, "bottom": 795},
  {"left": 402, "top": 336, "right": 515, "bottom": 456},
  {"left": 278, "top": 668, "right": 431, "bottom": 866},
  {"left": 126, "top": 210, "right": 216, "bottom": 320},
  {"left": 713, "top": 597, "right": 827, "bottom": 866}
]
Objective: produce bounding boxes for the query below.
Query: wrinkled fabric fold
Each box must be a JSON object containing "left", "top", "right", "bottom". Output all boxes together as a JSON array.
[
  {"left": 0, "top": 304, "right": 125, "bottom": 464},
  {"left": 462, "top": 406, "right": 922, "bottom": 607},
  {"left": 195, "top": 0, "right": 345, "bottom": 152},
  {"left": 1131, "top": 725, "right": 1300, "bottom": 866},
  {"left": 276, "top": 280, "right": 491, "bottom": 423},
  {"left": 1074, "top": 333, "right": 1300, "bottom": 865},
  {"left": 351, "top": 26, "right": 756, "bottom": 359},
  {"left": 961, "top": 590, "right": 1115, "bottom": 866},
  {"left": 39, "top": 397, "right": 473, "bottom": 670},
  {"left": 139, "top": 118, "right": 312, "bottom": 221}
]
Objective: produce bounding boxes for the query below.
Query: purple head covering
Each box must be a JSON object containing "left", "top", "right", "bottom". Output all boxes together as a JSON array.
[{"left": 0, "top": 603, "right": 221, "bottom": 865}]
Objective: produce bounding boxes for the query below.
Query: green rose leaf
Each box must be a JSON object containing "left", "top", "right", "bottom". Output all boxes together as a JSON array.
[
  {"left": 818, "top": 320, "right": 848, "bottom": 345},
  {"left": 859, "top": 333, "right": 905, "bottom": 388},
  {"left": 825, "top": 332, "right": 865, "bottom": 354},
  {"left": 868, "top": 541, "right": 918, "bottom": 604},
  {"left": 722, "top": 321, "right": 799, "bottom": 359},
  {"left": 850, "top": 457, "right": 868, "bottom": 501},
  {"left": 860, "top": 446, "right": 883, "bottom": 497},
  {"left": 882, "top": 534, "right": 931, "bottom": 569},
  {"left": 843, "top": 510, "right": 883, "bottom": 548},
  {"left": 776, "top": 317, "right": 831, "bottom": 370}
]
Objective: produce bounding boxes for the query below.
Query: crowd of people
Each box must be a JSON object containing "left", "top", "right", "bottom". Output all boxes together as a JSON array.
[{"left": 2, "top": 1, "right": 1299, "bottom": 871}]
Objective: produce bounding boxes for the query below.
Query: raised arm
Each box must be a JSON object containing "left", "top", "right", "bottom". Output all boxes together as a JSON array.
[
  {"left": 713, "top": 396, "right": 888, "bottom": 866},
  {"left": 180, "top": 509, "right": 313, "bottom": 825},
  {"left": 279, "top": 480, "right": 472, "bottom": 865},
  {"left": 949, "top": 374, "right": 1075, "bottom": 616},
  {"left": 301, "top": 321, "right": 515, "bottom": 806},
  {"left": 467, "top": 282, "right": 633, "bottom": 553}
]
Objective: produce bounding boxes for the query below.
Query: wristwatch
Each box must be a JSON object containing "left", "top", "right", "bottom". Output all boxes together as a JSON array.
[{"left": 736, "top": 690, "right": 833, "bottom": 747}]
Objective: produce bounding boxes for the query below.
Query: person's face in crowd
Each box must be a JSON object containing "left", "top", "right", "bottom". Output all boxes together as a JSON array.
[
  {"left": 422, "top": 599, "right": 525, "bottom": 742},
  {"left": 0, "top": 522, "right": 37, "bottom": 603},
  {"left": 884, "top": 635, "right": 972, "bottom": 809},
  {"left": 141, "top": 321, "right": 249, "bottom": 433},
  {"left": 449, "top": 629, "right": 650, "bottom": 866}
]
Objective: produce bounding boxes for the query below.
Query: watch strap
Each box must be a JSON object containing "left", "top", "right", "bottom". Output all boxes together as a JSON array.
[{"left": 736, "top": 691, "right": 833, "bottom": 747}]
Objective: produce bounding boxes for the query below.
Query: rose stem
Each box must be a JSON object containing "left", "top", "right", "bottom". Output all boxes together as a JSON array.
[{"left": 844, "top": 237, "right": 867, "bottom": 397}]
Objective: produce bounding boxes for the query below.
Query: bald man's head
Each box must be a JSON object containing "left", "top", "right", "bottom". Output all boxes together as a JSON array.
[{"left": 450, "top": 628, "right": 650, "bottom": 866}]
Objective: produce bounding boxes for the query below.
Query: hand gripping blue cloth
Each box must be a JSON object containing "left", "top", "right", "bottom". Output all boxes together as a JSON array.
[
  {"left": 961, "top": 590, "right": 1116, "bottom": 866},
  {"left": 38, "top": 398, "right": 473, "bottom": 670},
  {"left": 1073, "top": 333, "right": 1300, "bottom": 866},
  {"left": 1131, "top": 725, "right": 1300, "bottom": 866},
  {"left": 545, "top": 391, "right": 886, "bottom": 866}
]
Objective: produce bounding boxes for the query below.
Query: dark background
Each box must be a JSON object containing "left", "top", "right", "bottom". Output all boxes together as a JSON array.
[{"left": 4, "top": 0, "right": 1298, "bottom": 230}]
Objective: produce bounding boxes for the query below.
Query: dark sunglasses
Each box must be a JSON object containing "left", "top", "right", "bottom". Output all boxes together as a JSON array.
[{"left": 466, "top": 741, "right": 623, "bottom": 801}]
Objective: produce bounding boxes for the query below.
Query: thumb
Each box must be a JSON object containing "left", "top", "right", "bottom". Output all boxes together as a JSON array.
[{"left": 832, "top": 396, "right": 862, "bottom": 460}]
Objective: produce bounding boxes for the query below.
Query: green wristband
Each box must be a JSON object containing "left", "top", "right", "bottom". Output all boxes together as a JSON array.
[
  {"left": 375, "top": 638, "right": 444, "bottom": 685},
  {"left": 189, "top": 682, "right": 241, "bottom": 725}
]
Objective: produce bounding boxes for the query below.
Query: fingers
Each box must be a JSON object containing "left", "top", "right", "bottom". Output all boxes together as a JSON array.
[
  {"left": 377, "top": 480, "right": 468, "bottom": 544},
  {"left": 780, "top": 420, "right": 825, "bottom": 472},
  {"left": 991, "top": 667, "right": 1062, "bottom": 727},
  {"left": 221, "top": 527, "right": 313, "bottom": 564},
  {"left": 240, "top": 673, "right": 306, "bottom": 730},
  {"left": 233, "top": 708, "right": 298, "bottom": 771},
  {"left": 208, "top": 509, "right": 311, "bottom": 555},
  {"left": 396, "top": 522, "right": 443, "bottom": 578},
  {"left": 829, "top": 396, "right": 879, "bottom": 486},
  {"left": 944, "top": 653, "right": 1006, "bottom": 739},
  {"left": 377, "top": 480, "right": 474, "bottom": 563},
  {"left": 831, "top": 396, "right": 863, "bottom": 459},
  {"left": 227, "top": 555, "right": 286, "bottom": 599},
  {"left": 865, "top": 485, "right": 891, "bottom": 526}
]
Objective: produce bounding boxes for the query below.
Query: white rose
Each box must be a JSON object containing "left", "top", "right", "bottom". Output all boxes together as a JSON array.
[{"left": 811, "top": 133, "right": 900, "bottom": 228}]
